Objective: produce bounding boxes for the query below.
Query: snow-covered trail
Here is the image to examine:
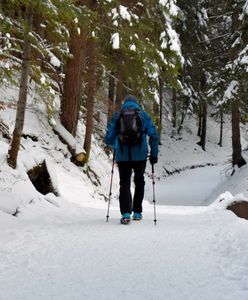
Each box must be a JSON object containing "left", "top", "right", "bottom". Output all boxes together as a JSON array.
[{"left": 1, "top": 205, "right": 248, "bottom": 300}]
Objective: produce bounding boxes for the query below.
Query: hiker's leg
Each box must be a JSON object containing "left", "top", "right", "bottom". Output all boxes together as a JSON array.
[
  {"left": 132, "top": 161, "right": 146, "bottom": 213},
  {"left": 118, "top": 162, "right": 132, "bottom": 215}
]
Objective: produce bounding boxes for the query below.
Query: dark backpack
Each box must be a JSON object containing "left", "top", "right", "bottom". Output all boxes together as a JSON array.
[{"left": 117, "top": 107, "right": 142, "bottom": 145}]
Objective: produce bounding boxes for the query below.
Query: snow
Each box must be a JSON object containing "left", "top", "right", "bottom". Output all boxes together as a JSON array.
[
  {"left": 53, "top": 118, "right": 85, "bottom": 155},
  {"left": 154, "top": 165, "right": 225, "bottom": 206},
  {"left": 165, "top": 22, "right": 184, "bottom": 64},
  {"left": 1, "top": 195, "right": 248, "bottom": 300},
  {"left": 240, "top": 54, "right": 248, "bottom": 66},
  {"left": 129, "top": 44, "right": 136, "bottom": 51},
  {"left": 48, "top": 51, "right": 61, "bottom": 68},
  {"left": 111, "top": 32, "right": 120, "bottom": 49},
  {"left": 40, "top": 74, "right": 46, "bottom": 84},
  {"left": 119, "top": 5, "right": 131, "bottom": 22},
  {"left": 159, "top": 0, "right": 179, "bottom": 17},
  {"left": 1, "top": 85, "right": 248, "bottom": 300},
  {"left": 218, "top": 80, "right": 239, "bottom": 105},
  {"left": 240, "top": 0, "right": 248, "bottom": 19}
]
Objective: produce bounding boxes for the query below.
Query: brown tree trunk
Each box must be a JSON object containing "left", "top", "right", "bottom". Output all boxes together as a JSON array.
[
  {"left": 153, "top": 100, "right": 159, "bottom": 130},
  {"left": 201, "top": 101, "right": 207, "bottom": 151},
  {"left": 218, "top": 109, "right": 223, "bottom": 147},
  {"left": 172, "top": 88, "right": 177, "bottom": 128},
  {"left": 232, "top": 99, "right": 246, "bottom": 168},
  {"left": 83, "top": 38, "right": 97, "bottom": 164},
  {"left": 178, "top": 99, "right": 186, "bottom": 134},
  {"left": 107, "top": 73, "right": 115, "bottom": 123},
  {"left": 197, "top": 101, "right": 207, "bottom": 151},
  {"left": 7, "top": 4, "right": 33, "bottom": 169},
  {"left": 197, "top": 72, "right": 207, "bottom": 151},
  {"left": 115, "top": 69, "right": 126, "bottom": 111},
  {"left": 60, "top": 29, "right": 86, "bottom": 136},
  {"left": 230, "top": 7, "right": 246, "bottom": 170},
  {"left": 197, "top": 107, "right": 202, "bottom": 137}
]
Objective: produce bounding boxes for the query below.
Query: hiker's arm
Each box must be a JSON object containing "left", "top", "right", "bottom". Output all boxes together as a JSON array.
[
  {"left": 105, "top": 113, "right": 118, "bottom": 148},
  {"left": 145, "top": 114, "right": 159, "bottom": 159}
]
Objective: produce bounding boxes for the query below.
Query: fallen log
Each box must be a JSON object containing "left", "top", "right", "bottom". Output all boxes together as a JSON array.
[{"left": 53, "top": 119, "right": 86, "bottom": 165}]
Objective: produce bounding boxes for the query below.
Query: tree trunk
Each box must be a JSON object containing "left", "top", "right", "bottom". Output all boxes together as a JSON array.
[
  {"left": 83, "top": 38, "right": 97, "bottom": 164},
  {"left": 7, "top": 4, "right": 33, "bottom": 169},
  {"left": 60, "top": 29, "right": 86, "bottom": 136},
  {"left": 218, "top": 109, "right": 223, "bottom": 147},
  {"left": 197, "top": 101, "right": 207, "bottom": 151},
  {"left": 153, "top": 100, "right": 159, "bottom": 133},
  {"left": 158, "top": 77, "right": 163, "bottom": 142},
  {"left": 197, "top": 107, "right": 202, "bottom": 137},
  {"left": 178, "top": 99, "right": 186, "bottom": 134},
  {"left": 115, "top": 69, "right": 126, "bottom": 111},
  {"left": 231, "top": 99, "right": 246, "bottom": 169},
  {"left": 107, "top": 73, "right": 115, "bottom": 123},
  {"left": 230, "top": 6, "right": 246, "bottom": 170},
  {"left": 201, "top": 101, "right": 207, "bottom": 151},
  {"left": 172, "top": 88, "right": 177, "bottom": 128},
  {"left": 197, "top": 72, "right": 207, "bottom": 151}
]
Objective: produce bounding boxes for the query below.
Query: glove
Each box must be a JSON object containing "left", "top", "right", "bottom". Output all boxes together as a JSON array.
[{"left": 149, "top": 156, "right": 158, "bottom": 165}]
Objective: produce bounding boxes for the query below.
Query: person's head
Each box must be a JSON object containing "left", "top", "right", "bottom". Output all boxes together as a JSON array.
[{"left": 123, "top": 94, "right": 138, "bottom": 105}]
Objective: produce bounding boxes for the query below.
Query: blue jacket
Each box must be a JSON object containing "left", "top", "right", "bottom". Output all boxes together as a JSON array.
[{"left": 105, "top": 99, "right": 159, "bottom": 162}]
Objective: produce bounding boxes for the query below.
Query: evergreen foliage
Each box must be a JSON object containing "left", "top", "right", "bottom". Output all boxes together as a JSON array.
[{"left": 0, "top": 0, "right": 247, "bottom": 168}]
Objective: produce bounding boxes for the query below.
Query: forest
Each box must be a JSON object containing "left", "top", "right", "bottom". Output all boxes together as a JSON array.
[{"left": 0, "top": 0, "right": 247, "bottom": 171}]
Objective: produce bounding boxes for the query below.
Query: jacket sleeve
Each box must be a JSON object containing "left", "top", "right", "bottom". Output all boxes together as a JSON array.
[
  {"left": 144, "top": 112, "right": 159, "bottom": 158},
  {"left": 104, "top": 113, "right": 118, "bottom": 148}
]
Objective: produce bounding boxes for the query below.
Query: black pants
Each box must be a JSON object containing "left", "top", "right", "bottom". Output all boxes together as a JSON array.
[{"left": 117, "top": 160, "right": 146, "bottom": 215}]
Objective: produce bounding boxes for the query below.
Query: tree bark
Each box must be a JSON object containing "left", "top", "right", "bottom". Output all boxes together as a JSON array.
[
  {"left": 232, "top": 99, "right": 246, "bottom": 169},
  {"left": 197, "top": 71, "right": 207, "bottom": 151},
  {"left": 201, "top": 101, "right": 207, "bottom": 151},
  {"left": 153, "top": 100, "right": 159, "bottom": 133},
  {"left": 218, "top": 109, "right": 223, "bottom": 147},
  {"left": 60, "top": 29, "right": 86, "bottom": 136},
  {"left": 230, "top": 6, "right": 246, "bottom": 170},
  {"left": 172, "top": 88, "right": 177, "bottom": 128},
  {"left": 107, "top": 73, "right": 115, "bottom": 123},
  {"left": 158, "top": 77, "right": 163, "bottom": 142},
  {"left": 197, "top": 107, "right": 202, "bottom": 137},
  {"left": 178, "top": 99, "right": 186, "bottom": 134},
  {"left": 115, "top": 68, "right": 126, "bottom": 111},
  {"left": 197, "top": 101, "right": 207, "bottom": 151},
  {"left": 83, "top": 38, "right": 97, "bottom": 164},
  {"left": 7, "top": 4, "right": 33, "bottom": 168}
]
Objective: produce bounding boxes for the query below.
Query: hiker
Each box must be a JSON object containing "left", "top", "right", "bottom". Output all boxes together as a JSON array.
[{"left": 105, "top": 95, "right": 159, "bottom": 224}]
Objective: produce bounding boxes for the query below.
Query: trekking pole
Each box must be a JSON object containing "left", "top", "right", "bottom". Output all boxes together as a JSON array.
[
  {"left": 106, "top": 150, "right": 115, "bottom": 222},
  {"left": 151, "top": 164, "right": 157, "bottom": 225}
]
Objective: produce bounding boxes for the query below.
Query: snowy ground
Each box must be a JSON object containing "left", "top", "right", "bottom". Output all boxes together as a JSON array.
[
  {"left": 1, "top": 155, "right": 248, "bottom": 300},
  {"left": 1, "top": 197, "right": 248, "bottom": 300},
  {"left": 1, "top": 86, "right": 248, "bottom": 299}
]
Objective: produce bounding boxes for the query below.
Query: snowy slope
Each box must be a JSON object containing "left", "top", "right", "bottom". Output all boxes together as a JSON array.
[{"left": 1, "top": 85, "right": 248, "bottom": 300}]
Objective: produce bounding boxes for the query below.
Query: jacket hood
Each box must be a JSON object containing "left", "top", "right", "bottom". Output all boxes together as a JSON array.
[{"left": 121, "top": 95, "right": 142, "bottom": 110}]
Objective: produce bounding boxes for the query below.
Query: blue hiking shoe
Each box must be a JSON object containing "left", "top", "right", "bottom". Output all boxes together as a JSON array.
[
  {"left": 133, "top": 212, "right": 142, "bottom": 221},
  {"left": 120, "top": 213, "right": 131, "bottom": 225}
]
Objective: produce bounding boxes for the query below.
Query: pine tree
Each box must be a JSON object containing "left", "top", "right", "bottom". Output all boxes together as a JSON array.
[
  {"left": 7, "top": 3, "right": 34, "bottom": 168},
  {"left": 229, "top": 0, "right": 246, "bottom": 170},
  {"left": 176, "top": 0, "right": 210, "bottom": 150},
  {"left": 60, "top": 26, "right": 86, "bottom": 136}
]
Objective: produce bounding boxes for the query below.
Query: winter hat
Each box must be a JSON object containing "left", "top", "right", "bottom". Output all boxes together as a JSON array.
[{"left": 123, "top": 94, "right": 138, "bottom": 104}]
